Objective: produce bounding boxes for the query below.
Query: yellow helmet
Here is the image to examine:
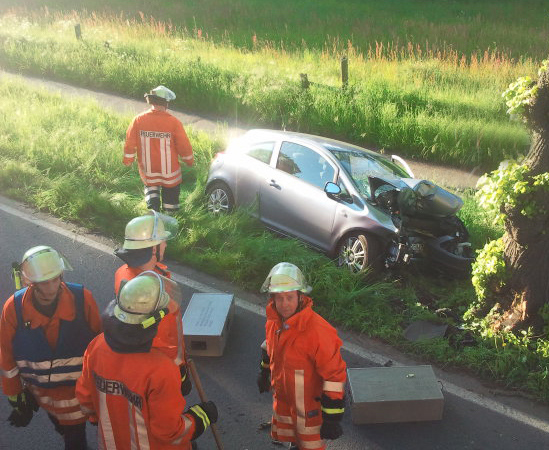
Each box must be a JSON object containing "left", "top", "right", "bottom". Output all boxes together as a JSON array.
[
  {"left": 20, "top": 246, "right": 72, "bottom": 283},
  {"left": 114, "top": 271, "right": 181, "bottom": 327},
  {"left": 260, "top": 262, "right": 312, "bottom": 294},
  {"left": 122, "top": 210, "right": 178, "bottom": 250}
]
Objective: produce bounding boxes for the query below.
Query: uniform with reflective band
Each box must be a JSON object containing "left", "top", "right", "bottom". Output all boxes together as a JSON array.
[
  {"left": 115, "top": 264, "right": 186, "bottom": 366},
  {"left": 76, "top": 334, "right": 197, "bottom": 450},
  {"left": 264, "top": 295, "right": 346, "bottom": 450},
  {"left": 124, "top": 109, "right": 194, "bottom": 187},
  {"left": 0, "top": 282, "right": 101, "bottom": 425}
]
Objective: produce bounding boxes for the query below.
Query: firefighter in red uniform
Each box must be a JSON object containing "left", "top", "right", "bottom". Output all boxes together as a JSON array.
[
  {"left": 0, "top": 246, "right": 101, "bottom": 450},
  {"left": 113, "top": 210, "right": 191, "bottom": 396},
  {"left": 76, "top": 271, "right": 217, "bottom": 450},
  {"left": 257, "top": 263, "right": 347, "bottom": 450},
  {"left": 123, "top": 85, "right": 194, "bottom": 213}
]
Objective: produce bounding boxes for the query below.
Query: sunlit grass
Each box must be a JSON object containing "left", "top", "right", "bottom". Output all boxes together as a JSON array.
[{"left": 0, "top": 10, "right": 533, "bottom": 169}]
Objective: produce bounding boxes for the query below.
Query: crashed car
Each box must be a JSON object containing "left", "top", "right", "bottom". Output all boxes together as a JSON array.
[{"left": 206, "top": 129, "right": 473, "bottom": 273}]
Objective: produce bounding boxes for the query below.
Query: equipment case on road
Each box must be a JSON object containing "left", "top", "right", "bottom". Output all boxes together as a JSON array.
[
  {"left": 182, "top": 293, "right": 235, "bottom": 357},
  {"left": 348, "top": 365, "right": 444, "bottom": 424}
]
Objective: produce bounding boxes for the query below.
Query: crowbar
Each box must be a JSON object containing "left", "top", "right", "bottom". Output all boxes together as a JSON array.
[{"left": 187, "top": 358, "right": 224, "bottom": 450}]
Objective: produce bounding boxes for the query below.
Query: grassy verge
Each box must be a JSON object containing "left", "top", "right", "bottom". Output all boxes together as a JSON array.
[
  {"left": 1, "top": 77, "right": 547, "bottom": 401},
  {"left": 0, "top": 10, "right": 532, "bottom": 170}
]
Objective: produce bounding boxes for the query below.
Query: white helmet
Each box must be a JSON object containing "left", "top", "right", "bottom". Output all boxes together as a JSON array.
[
  {"left": 20, "top": 246, "right": 72, "bottom": 283},
  {"left": 114, "top": 271, "right": 182, "bottom": 327},
  {"left": 145, "top": 85, "right": 176, "bottom": 102},
  {"left": 122, "top": 210, "right": 178, "bottom": 250},
  {"left": 260, "top": 262, "right": 312, "bottom": 294}
]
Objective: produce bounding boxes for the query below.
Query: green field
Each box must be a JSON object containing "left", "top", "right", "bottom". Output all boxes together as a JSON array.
[
  {"left": 0, "top": 5, "right": 539, "bottom": 169},
  {"left": 1, "top": 76, "right": 548, "bottom": 401}
]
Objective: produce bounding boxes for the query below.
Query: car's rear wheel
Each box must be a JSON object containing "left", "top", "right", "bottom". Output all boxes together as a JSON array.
[
  {"left": 337, "top": 233, "right": 383, "bottom": 273},
  {"left": 206, "top": 181, "right": 234, "bottom": 214}
]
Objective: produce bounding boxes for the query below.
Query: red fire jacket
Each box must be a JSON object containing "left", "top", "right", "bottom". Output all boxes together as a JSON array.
[
  {"left": 76, "top": 334, "right": 196, "bottom": 449},
  {"left": 264, "top": 295, "right": 346, "bottom": 450}
]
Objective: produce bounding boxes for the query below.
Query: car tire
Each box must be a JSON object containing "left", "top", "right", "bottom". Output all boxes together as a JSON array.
[
  {"left": 337, "top": 233, "right": 383, "bottom": 273},
  {"left": 206, "top": 181, "right": 234, "bottom": 214}
]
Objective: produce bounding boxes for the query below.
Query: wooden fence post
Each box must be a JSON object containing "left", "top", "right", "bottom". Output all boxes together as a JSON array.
[
  {"left": 300, "top": 73, "right": 310, "bottom": 90},
  {"left": 341, "top": 56, "right": 348, "bottom": 89},
  {"left": 74, "top": 24, "right": 82, "bottom": 40}
]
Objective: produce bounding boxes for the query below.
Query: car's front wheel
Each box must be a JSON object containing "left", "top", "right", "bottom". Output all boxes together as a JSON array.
[
  {"left": 206, "top": 181, "right": 234, "bottom": 214},
  {"left": 337, "top": 233, "right": 383, "bottom": 273}
]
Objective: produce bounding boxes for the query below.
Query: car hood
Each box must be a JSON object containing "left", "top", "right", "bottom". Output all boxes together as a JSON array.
[{"left": 368, "top": 176, "right": 464, "bottom": 218}]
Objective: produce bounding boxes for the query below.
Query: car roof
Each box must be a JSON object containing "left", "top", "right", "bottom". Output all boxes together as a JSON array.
[{"left": 243, "top": 129, "right": 382, "bottom": 158}]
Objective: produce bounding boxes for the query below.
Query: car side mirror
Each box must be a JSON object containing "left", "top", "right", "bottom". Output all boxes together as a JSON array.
[{"left": 324, "top": 182, "right": 342, "bottom": 198}]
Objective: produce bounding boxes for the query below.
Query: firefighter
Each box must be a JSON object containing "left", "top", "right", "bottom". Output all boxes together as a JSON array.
[
  {"left": 76, "top": 272, "right": 218, "bottom": 450},
  {"left": 113, "top": 210, "right": 191, "bottom": 396},
  {"left": 257, "top": 263, "right": 347, "bottom": 450},
  {"left": 123, "top": 85, "right": 194, "bottom": 213},
  {"left": 0, "top": 246, "right": 101, "bottom": 450}
]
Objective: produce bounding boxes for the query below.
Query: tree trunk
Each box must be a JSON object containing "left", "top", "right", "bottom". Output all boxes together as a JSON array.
[{"left": 501, "top": 68, "right": 549, "bottom": 326}]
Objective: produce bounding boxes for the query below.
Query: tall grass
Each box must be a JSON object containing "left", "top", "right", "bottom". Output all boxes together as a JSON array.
[
  {"left": 1, "top": 1, "right": 548, "bottom": 60},
  {"left": 0, "top": 11, "right": 532, "bottom": 169},
  {"left": 0, "top": 77, "right": 547, "bottom": 401}
]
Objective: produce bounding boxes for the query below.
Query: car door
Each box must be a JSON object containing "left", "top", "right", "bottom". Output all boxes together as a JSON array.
[
  {"left": 234, "top": 140, "right": 277, "bottom": 216},
  {"left": 260, "top": 141, "right": 338, "bottom": 251}
]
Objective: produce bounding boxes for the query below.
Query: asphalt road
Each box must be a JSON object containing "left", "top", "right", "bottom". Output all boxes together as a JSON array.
[{"left": 1, "top": 200, "right": 549, "bottom": 449}]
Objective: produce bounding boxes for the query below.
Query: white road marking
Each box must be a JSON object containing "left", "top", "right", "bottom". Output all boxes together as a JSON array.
[{"left": 1, "top": 200, "right": 548, "bottom": 434}]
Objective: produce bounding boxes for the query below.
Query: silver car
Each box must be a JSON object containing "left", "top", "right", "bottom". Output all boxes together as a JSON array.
[{"left": 206, "top": 129, "right": 473, "bottom": 273}]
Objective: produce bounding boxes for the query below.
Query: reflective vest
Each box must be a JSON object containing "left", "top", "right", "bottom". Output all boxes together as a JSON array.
[{"left": 12, "top": 283, "right": 96, "bottom": 389}]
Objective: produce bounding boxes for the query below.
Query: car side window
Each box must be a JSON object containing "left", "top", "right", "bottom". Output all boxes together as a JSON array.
[
  {"left": 276, "top": 142, "right": 335, "bottom": 189},
  {"left": 243, "top": 141, "right": 275, "bottom": 164}
]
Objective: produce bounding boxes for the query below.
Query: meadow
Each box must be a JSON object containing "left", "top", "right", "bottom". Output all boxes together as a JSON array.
[
  {"left": 0, "top": 6, "right": 538, "bottom": 169},
  {"left": 1, "top": 77, "right": 547, "bottom": 401}
]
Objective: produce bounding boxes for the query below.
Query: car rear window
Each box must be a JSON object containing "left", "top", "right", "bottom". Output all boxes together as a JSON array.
[{"left": 242, "top": 141, "right": 275, "bottom": 164}]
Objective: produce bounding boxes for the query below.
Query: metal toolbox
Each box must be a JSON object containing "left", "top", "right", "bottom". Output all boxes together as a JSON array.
[
  {"left": 182, "top": 293, "right": 235, "bottom": 357},
  {"left": 347, "top": 365, "right": 444, "bottom": 424}
]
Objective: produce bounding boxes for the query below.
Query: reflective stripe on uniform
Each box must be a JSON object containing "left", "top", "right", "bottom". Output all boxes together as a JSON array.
[
  {"left": 300, "top": 440, "right": 325, "bottom": 449},
  {"left": 294, "top": 369, "right": 321, "bottom": 435},
  {"left": 17, "top": 356, "right": 83, "bottom": 371},
  {"left": 180, "top": 155, "right": 193, "bottom": 161},
  {"left": 172, "top": 415, "right": 194, "bottom": 445},
  {"left": 322, "top": 380, "right": 345, "bottom": 392},
  {"left": 124, "top": 153, "right": 135, "bottom": 159},
  {"left": 273, "top": 413, "right": 293, "bottom": 424},
  {"left": 2, "top": 366, "right": 19, "bottom": 378},
  {"left": 80, "top": 405, "right": 96, "bottom": 416},
  {"left": 135, "top": 408, "right": 150, "bottom": 450},
  {"left": 272, "top": 424, "right": 295, "bottom": 437},
  {"left": 21, "top": 370, "right": 81, "bottom": 384},
  {"left": 174, "top": 311, "right": 184, "bottom": 366},
  {"left": 162, "top": 203, "right": 180, "bottom": 211},
  {"left": 321, "top": 406, "right": 344, "bottom": 415},
  {"left": 99, "top": 391, "right": 117, "bottom": 450},
  {"left": 143, "top": 174, "right": 182, "bottom": 185},
  {"left": 38, "top": 395, "right": 81, "bottom": 408}
]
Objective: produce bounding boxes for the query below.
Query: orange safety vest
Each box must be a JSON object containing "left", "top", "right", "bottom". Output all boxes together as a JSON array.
[
  {"left": 76, "top": 334, "right": 196, "bottom": 449},
  {"left": 114, "top": 264, "right": 185, "bottom": 366},
  {"left": 0, "top": 283, "right": 101, "bottom": 425},
  {"left": 265, "top": 295, "right": 346, "bottom": 450},
  {"left": 124, "top": 109, "right": 194, "bottom": 187}
]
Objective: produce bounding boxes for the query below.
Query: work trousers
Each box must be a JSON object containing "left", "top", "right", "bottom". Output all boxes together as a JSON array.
[{"left": 48, "top": 414, "right": 88, "bottom": 450}]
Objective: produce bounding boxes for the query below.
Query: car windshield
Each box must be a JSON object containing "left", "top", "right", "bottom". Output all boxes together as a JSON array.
[{"left": 327, "top": 146, "right": 409, "bottom": 198}]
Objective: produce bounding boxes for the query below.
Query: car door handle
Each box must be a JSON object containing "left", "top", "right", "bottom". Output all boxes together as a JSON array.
[{"left": 269, "top": 179, "right": 281, "bottom": 189}]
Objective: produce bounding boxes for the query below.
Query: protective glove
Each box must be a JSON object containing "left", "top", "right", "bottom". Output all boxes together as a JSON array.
[
  {"left": 187, "top": 401, "right": 218, "bottom": 440},
  {"left": 257, "top": 347, "right": 271, "bottom": 393},
  {"left": 319, "top": 393, "right": 344, "bottom": 440},
  {"left": 180, "top": 365, "right": 193, "bottom": 396},
  {"left": 7, "top": 389, "right": 39, "bottom": 427}
]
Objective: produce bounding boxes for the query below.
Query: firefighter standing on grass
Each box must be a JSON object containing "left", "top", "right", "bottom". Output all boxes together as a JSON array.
[
  {"left": 76, "top": 272, "right": 217, "bottom": 450},
  {"left": 0, "top": 246, "right": 101, "bottom": 450},
  {"left": 123, "top": 85, "right": 194, "bottom": 213},
  {"left": 112, "top": 210, "right": 191, "bottom": 396},
  {"left": 257, "top": 263, "right": 347, "bottom": 450}
]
